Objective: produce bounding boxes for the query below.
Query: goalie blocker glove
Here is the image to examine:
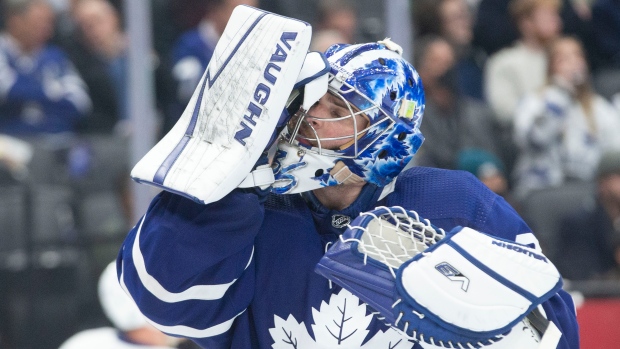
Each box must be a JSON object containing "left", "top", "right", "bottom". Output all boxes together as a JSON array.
[
  {"left": 130, "top": 6, "right": 330, "bottom": 204},
  {"left": 316, "top": 206, "right": 563, "bottom": 348}
]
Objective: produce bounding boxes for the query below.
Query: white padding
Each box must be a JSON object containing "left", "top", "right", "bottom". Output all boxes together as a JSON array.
[
  {"left": 238, "top": 165, "right": 276, "bottom": 189},
  {"left": 451, "top": 228, "right": 560, "bottom": 297},
  {"left": 131, "top": 5, "right": 311, "bottom": 204},
  {"left": 399, "top": 227, "right": 561, "bottom": 333},
  {"left": 538, "top": 321, "right": 562, "bottom": 349},
  {"left": 302, "top": 73, "right": 329, "bottom": 111},
  {"left": 296, "top": 51, "right": 329, "bottom": 110}
]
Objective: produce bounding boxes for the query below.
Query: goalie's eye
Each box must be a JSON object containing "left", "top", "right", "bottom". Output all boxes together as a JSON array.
[{"left": 331, "top": 108, "right": 348, "bottom": 119}]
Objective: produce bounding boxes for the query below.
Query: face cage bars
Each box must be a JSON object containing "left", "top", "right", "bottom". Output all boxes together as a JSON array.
[{"left": 285, "top": 77, "right": 396, "bottom": 159}]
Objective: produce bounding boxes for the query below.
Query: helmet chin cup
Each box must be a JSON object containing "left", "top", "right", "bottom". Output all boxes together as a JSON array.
[{"left": 271, "top": 142, "right": 337, "bottom": 194}]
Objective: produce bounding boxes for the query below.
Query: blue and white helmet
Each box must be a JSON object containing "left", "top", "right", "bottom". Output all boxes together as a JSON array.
[{"left": 271, "top": 39, "right": 425, "bottom": 194}]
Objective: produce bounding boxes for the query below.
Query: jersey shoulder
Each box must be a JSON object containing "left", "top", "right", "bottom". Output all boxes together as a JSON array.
[
  {"left": 396, "top": 166, "right": 495, "bottom": 202},
  {"left": 386, "top": 167, "right": 500, "bottom": 228}
]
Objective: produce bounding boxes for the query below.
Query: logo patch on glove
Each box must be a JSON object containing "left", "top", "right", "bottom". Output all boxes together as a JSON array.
[{"left": 435, "top": 262, "right": 470, "bottom": 292}]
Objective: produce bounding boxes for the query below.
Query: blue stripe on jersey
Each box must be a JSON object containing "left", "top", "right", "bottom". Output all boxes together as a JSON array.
[{"left": 541, "top": 290, "right": 579, "bottom": 349}]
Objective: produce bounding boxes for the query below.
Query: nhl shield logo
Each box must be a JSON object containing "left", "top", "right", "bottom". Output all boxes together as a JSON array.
[{"left": 331, "top": 214, "right": 351, "bottom": 228}]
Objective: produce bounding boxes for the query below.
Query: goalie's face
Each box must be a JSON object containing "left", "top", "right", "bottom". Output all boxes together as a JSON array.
[
  {"left": 271, "top": 40, "right": 425, "bottom": 196},
  {"left": 289, "top": 91, "right": 370, "bottom": 151}
]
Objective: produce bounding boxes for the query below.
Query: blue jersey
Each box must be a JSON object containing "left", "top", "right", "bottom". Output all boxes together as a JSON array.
[
  {"left": 118, "top": 167, "right": 579, "bottom": 348},
  {"left": 171, "top": 22, "right": 217, "bottom": 106},
  {"left": 167, "top": 23, "right": 217, "bottom": 131},
  {"left": 0, "top": 34, "right": 91, "bottom": 135}
]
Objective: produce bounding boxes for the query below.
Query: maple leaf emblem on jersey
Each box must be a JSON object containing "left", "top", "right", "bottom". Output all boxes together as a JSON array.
[{"left": 268, "top": 289, "right": 414, "bottom": 348}]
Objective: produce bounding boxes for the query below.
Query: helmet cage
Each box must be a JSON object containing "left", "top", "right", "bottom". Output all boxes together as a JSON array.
[
  {"left": 284, "top": 81, "right": 396, "bottom": 159},
  {"left": 272, "top": 40, "right": 425, "bottom": 193}
]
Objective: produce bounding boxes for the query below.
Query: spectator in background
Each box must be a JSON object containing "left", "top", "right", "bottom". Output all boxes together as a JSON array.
[
  {"left": 414, "top": 36, "right": 499, "bottom": 170},
  {"left": 413, "top": 0, "right": 486, "bottom": 101},
  {"left": 0, "top": 0, "right": 91, "bottom": 136},
  {"left": 456, "top": 148, "right": 510, "bottom": 197},
  {"left": 512, "top": 36, "right": 620, "bottom": 199},
  {"left": 310, "top": 29, "right": 348, "bottom": 53},
  {"left": 67, "top": 0, "right": 128, "bottom": 134},
  {"left": 438, "top": 0, "right": 486, "bottom": 100},
  {"left": 59, "top": 261, "right": 186, "bottom": 349},
  {"left": 474, "top": 0, "right": 594, "bottom": 58},
  {"left": 591, "top": 0, "right": 620, "bottom": 68},
  {"left": 314, "top": 0, "right": 357, "bottom": 45},
  {"left": 556, "top": 151, "right": 620, "bottom": 280},
  {"left": 310, "top": 0, "right": 357, "bottom": 53},
  {"left": 166, "top": 0, "right": 257, "bottom": 134},
  {"left": 485, "top": 0, "right": 562, "bottom": 127}
]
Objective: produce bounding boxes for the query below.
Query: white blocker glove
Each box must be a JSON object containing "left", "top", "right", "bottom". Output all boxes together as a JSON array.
[{"left": 130, "top": 5, "right": 330, "bottom": 204}]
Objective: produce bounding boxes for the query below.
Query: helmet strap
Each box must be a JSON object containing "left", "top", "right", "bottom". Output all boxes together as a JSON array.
[{"left": 330, "top": 161, "right": 365, "bottom": 185}]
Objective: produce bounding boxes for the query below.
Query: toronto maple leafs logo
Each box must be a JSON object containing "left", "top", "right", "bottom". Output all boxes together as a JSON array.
[
  {"left": 268, "top": 289, "right": 544, "bottom": 349},
  {"left": 269, "top": 289, "right": 414, "bottom": 349}
]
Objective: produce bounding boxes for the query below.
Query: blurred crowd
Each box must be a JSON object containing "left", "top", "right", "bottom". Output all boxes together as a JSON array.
[
  {"left": 1, "top": 0, "right": 620, "bottom": 348},
  {"left": 409, "top": 0, "right": 620, "bottom": 285}
]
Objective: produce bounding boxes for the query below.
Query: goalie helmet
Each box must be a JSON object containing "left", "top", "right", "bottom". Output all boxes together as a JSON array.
[{"left": 271, "top": 39, "right": 425, "bottom": 194}]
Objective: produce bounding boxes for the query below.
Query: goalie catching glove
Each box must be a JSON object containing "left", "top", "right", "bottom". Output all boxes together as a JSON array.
[
  {"left": 130, "top": 5, "right": 329, "bottom": 204},
  {"left": 315, "top": 206, "right": 563, "bottom": 348}
]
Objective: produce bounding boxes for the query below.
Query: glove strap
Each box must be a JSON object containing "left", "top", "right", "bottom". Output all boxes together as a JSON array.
[
  {"left": 238, "top": 165, "right": 275, "bottom": 189},
  {"left": 526, "top": 308, "right": 562, "bottom": 349}
]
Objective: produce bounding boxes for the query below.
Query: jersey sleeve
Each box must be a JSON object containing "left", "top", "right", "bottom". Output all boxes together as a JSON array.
[{"left": 117, "top": 189, "right": 264, "bottom": 348}]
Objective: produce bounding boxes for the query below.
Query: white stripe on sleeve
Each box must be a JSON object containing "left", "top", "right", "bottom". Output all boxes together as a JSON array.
[{"left": 131, "top": 214, "right": 254, "bottom": 302}]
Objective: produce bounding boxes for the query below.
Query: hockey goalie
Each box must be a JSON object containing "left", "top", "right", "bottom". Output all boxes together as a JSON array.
[{"left": 119, "top": 5, "right": 579, "bottom": 349}]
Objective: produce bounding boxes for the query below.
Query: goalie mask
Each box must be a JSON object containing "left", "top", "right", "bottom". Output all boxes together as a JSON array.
[{"left": 271, "top": 39, "right": 425, "bottom": 194}]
